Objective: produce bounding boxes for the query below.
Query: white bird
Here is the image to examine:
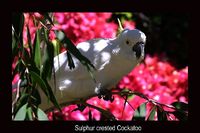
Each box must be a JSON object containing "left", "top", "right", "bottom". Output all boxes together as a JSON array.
[{"left": 39, "top": 29, "right": 146, "bottom": 110}]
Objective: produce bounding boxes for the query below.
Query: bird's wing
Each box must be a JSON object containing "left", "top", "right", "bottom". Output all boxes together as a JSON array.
[{"left": 50, "top": 38, "right": 112, "bottom": 88}]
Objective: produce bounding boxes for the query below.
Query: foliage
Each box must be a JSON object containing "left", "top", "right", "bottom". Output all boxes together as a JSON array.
[
  {"left": 47, "top": 56, "right": 188, "bottom": 121},
  {"left": 12, "top": 12, "right": 188, "bottom": 121},
  {"left": 12, "top": 13, "right": 95, "bottom": 120}
]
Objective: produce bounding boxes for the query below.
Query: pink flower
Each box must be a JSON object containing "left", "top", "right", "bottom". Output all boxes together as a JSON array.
[
  {"left": 46, "top": 53, "right": 188, "bottom": 121},
  {"left": 13, "top": 12, "right": 188, "bottom": 121},
  {"left": 12, "top": 74, "right": 19, "bottom": 87},
  {"left": 123, "top": 20, "right": 136, "bottom": 30},
  {"left": 23, "top": 13, "right": 37, "bottom": 46},
  {"left": 53, "top": 12, "right": 118, "bottom": 44}
]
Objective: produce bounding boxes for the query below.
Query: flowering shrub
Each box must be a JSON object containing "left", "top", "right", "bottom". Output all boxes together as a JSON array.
[
  {"left": 48, "top": 55, "right": 188, "bottom": 121},
  {"left": 53, "top": 12, "right": 118, "bottom": 45},
  {"left": 12, "top": 12, "right": 118, "bottom": 87},
  {"left": 12, "top": 12, "right": 133, "bottom": 87},
  {"left": 119, "top": 55, "right": 188, "bottom": 104},
  {"left": 12, "top": 12, "right": 188, "bottom": 121},
  {"left": 22, "top": 13, "right": 43, "bottom": 46},
  {"left": 123, "top": 20, "right": 136, "bottom": 29}
]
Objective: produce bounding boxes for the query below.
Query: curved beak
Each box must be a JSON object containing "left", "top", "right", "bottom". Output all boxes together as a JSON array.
[{"left": 132, "top": 42, "right": 145, "bottom": 59}]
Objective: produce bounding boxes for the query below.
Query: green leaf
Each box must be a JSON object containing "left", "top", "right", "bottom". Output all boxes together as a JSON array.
[
  {"left": 172, "top": 110, "right": 188, "bottom": 121},
  {"left": 117, "top": 18, "right": 124, "bottom": 32},
  {"left": 84, "top": 103, "right": 116, "bottom": 121},
  {"left": 30, "top": 70, "right": 61, "bottom": 111},
  {"left": 157, "top": 106, "right": 168, "bottom": 121},
  {"left": 40, "top": 13, "right": 54, "bottom": 26},
  {"left": 41, "top": 41, "right": 54, "bottom": 80},
  {"left": 26, "top": 107, "right": 33, "bottom": 120},
  {"left": 147, "top": 106, "right": 157, "bottom": 121},
  {"left": 31, "top": 88, "right": 41, "bottom": 106},
  {"left": 55, "top": 30, "right": 65, "bottom": 42},
  {"left": 55, "top": 30, "right": 96, "bottom": 82},
  {"left": 22, "top": 47, "right": 30, "bottom": 64},
  {"left": 37, "top": 108, "right": 49, "bottom": 121},
  {"left": 171, "top": 102, "right": 188, "bottom": 112},
  {"left": 66, "top": 35, "right": 95, "bottom": 70},
  {"left": 13, "top": 93, "right": 29, "bottom": 115},
  {"left": 26, "top": 25, "right": 33, "bottom": 57},
  {"left": 41, "top": 28, "right": 54, "bottom": 79},
  {"left": 123, "top": 12, "right": 132, "bottom": 19},
  {"left": 41, "top": 27, "right": 49, "bottom": 42},
  {"left": 66, "top": 51, "right": 75, "bottom": 69},
  {"left": 52, "top": 39, "right": 60, "bottom": 56},
  {"left": 43, "top": 79, "right": 61, "bottom": 111},
  {"left": 132, "top": 102, "right": 146, "bottom": 121},
  {"left": 29, "top": 71, "right": 49, "bottom": 99},
  {"left": 14, "top": 103, "right": 28, "bottom": 121},
  {"left": 33, "top": 30, "right": 41, "bottom": 68}
]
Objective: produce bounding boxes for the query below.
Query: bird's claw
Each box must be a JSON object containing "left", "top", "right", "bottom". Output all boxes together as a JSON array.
[{"left": 97, "top": 89, "right": 114, "bottom": 102}]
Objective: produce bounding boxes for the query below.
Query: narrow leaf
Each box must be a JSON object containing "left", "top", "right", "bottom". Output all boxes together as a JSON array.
[
  {"left": 55, "top": 30, "right": 96, "bottom": 82},
  {"left": 55, "top": 30, "right": 65, "bottom": 42},
  {"left": 84, "top": 103, "right": 116, "bottom": 121},
  {"left": 157, "top": 106, "right": 168, "bottom": 121},
  {"left": 43, "top": 79, "right": 61, "bottom": 111},
  {"left": 42, "top": 27, "right": 49, "bottom": 42},
  {"left": 37, "top": 108, "right": 49, "bottom": 120},
  {"left": 41, "top": 41, "right": 54, "bottom": 80},
  {"left": 171, "top": 102, "right": 188, "bottom": 112},
  {"left": 29, "top": 71, "right": 49, "bottom": 99},
  {"left": 117, "top": 18, "right": 124, "bottom": 32},
  {"left": 26, "top": 107, "right": 33, "bottom": 120},
  {"left": 30, "top": 71, "right": 61, "bottom": 111},
  {"left": 172, "top": 110, "right": 188, "bottom": 121},
  {"left": 26, "top": 25, "right": 33, "bottom": 57},
  {"left": 66, "top": 51, "right": 75, "bottom": 69},
  {"left": 12, "top": 32, "right": 18, "bottom": 58},
  {"left": 22, "top": 47, "right": 30, "bottom": 63},
  {"left": 34, "top": 30, "right": 41, "bottom": 68},
  {"left": 41, "top": 13, "right": 54, "bottom": 26},
  {"left": 147, "top": 106, "right": 157, "bottom": 121},
  {"left": 52, "top": 39, "right": 60, "bottom": 56},
  {"left": 132, "top": 102, "right": 146, "bottom": 121},
  {"left": 13, "top": 94, "right": 29, "bottom": 115},
  {"left": 31, "top": 88, "right": 41, "bottom": 106},
  {"left": 14, "top": 103, "right": 28, "bottom": 121}
]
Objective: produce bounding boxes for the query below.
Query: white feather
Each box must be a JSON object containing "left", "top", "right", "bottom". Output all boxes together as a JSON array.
[{"left": 39, "top": 29, "right": 146, "bottom": 110}]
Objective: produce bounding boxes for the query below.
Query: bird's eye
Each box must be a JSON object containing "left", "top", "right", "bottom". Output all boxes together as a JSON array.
[{"left": 126, "top": 40, "right": 130, "bottom": 45}]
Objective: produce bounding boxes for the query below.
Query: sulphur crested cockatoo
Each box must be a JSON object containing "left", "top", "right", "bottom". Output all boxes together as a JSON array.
[{"left": 40, "top": 29, "right": 146, "bottom": 110}]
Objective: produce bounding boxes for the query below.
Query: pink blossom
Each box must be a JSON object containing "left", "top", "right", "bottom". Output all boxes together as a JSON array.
[
  {"left": 123, "top": 20, "right": 136, "bottom": 30},
  {"left": 49, "top": 55, "right": 188, "bottom": 121},
  {"left": 53, "top": 12, "right": 118, "bottom": 44}
]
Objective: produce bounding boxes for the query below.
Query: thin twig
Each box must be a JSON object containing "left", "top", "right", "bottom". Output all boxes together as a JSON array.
[
  {"left": 44, "top": 89, "right": 179, "bottom": 113},
  {"left": 148, "top": 99, "right": 177, "bottom": 110},
  {"left": 82, "top": 102, "right": 116, "bottom": 121}
]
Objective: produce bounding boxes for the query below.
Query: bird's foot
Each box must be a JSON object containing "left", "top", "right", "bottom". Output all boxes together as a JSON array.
[{"left": 97, "top": 89, "right": 114, "bottom": 102}]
